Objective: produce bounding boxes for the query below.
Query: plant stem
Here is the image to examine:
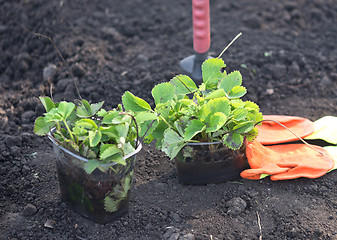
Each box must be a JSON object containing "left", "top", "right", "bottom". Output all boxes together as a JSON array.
[
  {"left": 63, "top": 120, "right": 76, "bottom": 143},
  {"left": 79, "top": 136, "right": 90, "bottom": 148},
  {"left": 54, "top": 122, "right": 68, "bottom": 142},
  {"left": 119, "top": 112, "right": 140, "bottom": 148},
  {"left": 158, "top": 114, "right": 181, "bottom": 136},
  {"left": 56, "top": 122, "right": 61, "bottom": 132},
  {"left": 142, "top": 119, "right": 157, "bottom": 138}
]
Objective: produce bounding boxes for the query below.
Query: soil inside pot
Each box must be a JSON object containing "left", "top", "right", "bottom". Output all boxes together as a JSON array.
[{"left": 175, "top": 142, "right": 248, "bottom": 184}]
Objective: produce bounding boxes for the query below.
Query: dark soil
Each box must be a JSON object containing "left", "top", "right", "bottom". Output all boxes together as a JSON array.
[{"left": 1, "top": 0, "right": 337, "bottom": 239}]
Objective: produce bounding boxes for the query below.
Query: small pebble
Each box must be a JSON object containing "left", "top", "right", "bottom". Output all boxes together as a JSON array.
[
  {"left": 101, "top": 27, "right": 124, "bottom": 42},
  {"left": 43, "top": 64, "right": 57, "bottom": 82},
  {"left": 320, "top": 75, "right": 332, "bottom": 88},
  {"left": 243, "top": 15, "right": 261, "bottom": 29},
  {"left": 226, "top": 197, "right": 247, "bottom": 216},
  {"left": 5, "top": 135, "right": 22, "bottom": 148},
  {"left": 168, "top": 233, "right": 180, "bottom": 240},
  {"left": 163, "top": 227, "right": 180, "bottom": 239},
  {"left": 10, "top": 146, "right": 21, "bottom": 156},
  {"left": 179, "top": 233, "right": 195, "bottom": 240},
  {"left": 22, "top": 203, "right": 37, "bottom": 216},
  {"left": 21, "top": 110, "right": 36, "bottom": 124},
  {"left": 170, "top": 212, "right": 181, "bottom": 223},
  {"left": 71, "top": 63, "right": 85, "bottom": 78},
  {"left": 44, "top": 219, "right": 56, "bottom": 229}
]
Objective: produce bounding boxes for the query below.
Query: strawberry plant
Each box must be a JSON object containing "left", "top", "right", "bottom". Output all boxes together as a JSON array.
[
  {"left": 122, "top": 57, "right": 263, "bottom": 160},
  {"left": 34, "top": 97, "right": 141, "bottom": 219},
  {"left": 35, "top": 97, "right": 138, "bottom": 172}
]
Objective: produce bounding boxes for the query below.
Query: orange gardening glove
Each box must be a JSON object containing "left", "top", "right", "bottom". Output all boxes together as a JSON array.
[
  {"left": 256, "top": 115, "right": 314, "bottom": 145},
  {"left": 240, "top": 140, "right": 335, "bottom": 181}
]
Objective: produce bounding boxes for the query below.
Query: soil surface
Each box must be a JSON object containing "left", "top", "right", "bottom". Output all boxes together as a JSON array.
[{"left": 1, "top": 0, "right": 337, "bottom": 239}]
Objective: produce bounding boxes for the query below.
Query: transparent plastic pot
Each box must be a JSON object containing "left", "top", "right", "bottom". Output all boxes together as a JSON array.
[
  {"left": 48, "top": 129, "right": 142, "bottom": 224},
  {"left": 175, "top": 141, "right": 247, "bottom": 184}
]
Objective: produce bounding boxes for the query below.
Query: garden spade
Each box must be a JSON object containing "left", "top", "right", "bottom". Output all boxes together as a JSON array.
[{"left": 180, "top": 0, "right": 210, "bottom": 82}]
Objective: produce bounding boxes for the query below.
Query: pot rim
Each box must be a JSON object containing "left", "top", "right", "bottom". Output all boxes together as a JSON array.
[{"left": 47, "top": 128, "right": 142, "bottom": 165}]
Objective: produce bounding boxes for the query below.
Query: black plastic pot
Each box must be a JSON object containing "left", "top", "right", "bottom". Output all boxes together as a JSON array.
[
  {"left": 175, "top": 142, "right": 247, "bottom": 184},
  {"left": 48, "top": 133, "right": 142, "bottom": 224}
]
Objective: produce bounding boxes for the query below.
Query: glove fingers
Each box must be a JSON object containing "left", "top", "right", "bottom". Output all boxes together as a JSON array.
[
  {"left": 241, "top": 164, "right": 291, "bottom": 180},
  {"left": 243, "top": 140, "right": 335, "bottom": 181},
  {"left": 271, "top": 150, "right": 335, "bottom": 180},
  {"left": 271, "top": 167, "right": 328, "bottom": 180}
]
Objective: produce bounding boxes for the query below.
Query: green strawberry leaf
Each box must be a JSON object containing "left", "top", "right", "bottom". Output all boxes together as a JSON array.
[
  {"left": 44, "top": 108, "right": 63, "bottom": 123},
  {"left": 228, "top": 86, "right": 247, "bottom": 99},
  {"left": 123, "top": 142, "right": 135, "bottom": 156},
  {"left": 139, "top": 119, "right": 158, "bottom": 139},
  {"left": 232, "top": 121, "right": 254, "bottom": 133},
  {"left": 184, "top": 119, "right": 206, "bottom": 141},
  {"left": 223, "top": 132, "right": 243, "bottom": 150},
  {"left": 106, "top": 153, "right": 126, "bottom": 165},
  {"left": 114, "top": 124, "right": 130, "bottom": 143},
  {"left": 155, "top": 102, "right": 172, "bottom": 120},
  {"left": 100, "top": 144, "right": 123, "bottom": 161},
  {"left": 75, "top": 119, "right": 98, "bottom": 130},
  {"left": 76, "top": 99, "right": 91, "bottom": 117},
  {"left": 199, "top": 97, "right": 230, "bottom": 122},
  {"left": 34, "top": 116, "right": 55, "bottom": 135},
  {"left": 247, "top": 111, "right": 263, "bottom": 124},
  {"left": 244, "top": 101, "right": 260, "bottom": 111},
  {"left": 202, "top": 58, "right": 226, "bottom": 88},
  {"left": 206, "top": 112, "right": 227, "bottom": 133},
  {"left": 104, "top": 196, "right": 120, "bottom": 212},
  {"left": 122, "top": 91, "right": 152, "bottom": 112},
  {"left": 135, "top": 112, "right": 158, "bottom": 124},
  {"left": 97, "top": 109, "right": 108, "bottom": 117},
  {"left": 77, "top": 100, "right": 104, "bottom": 118},
  {"left": 232, "top": 108, "right": 248, "bottom": 121},
  {"left": 205, "top": 89, "right": 228, "bottom": 99},
  {"left": 89, "top": 130, "right": 102, "bottom": 147},
  {"left": 161, "top": 128, "right": 185, "bottom": 159},
  {"left": 149, "top": 121, "right": 169, "bottom": 148},
  {"left": 230, "top": 99, "right": 245, "bottom": 109},
  {"left": 101, "top": 111, "right": 123, "bottom": 124},
  {"left": 58, "top": 101, "right": 76, "bottom": 120},
  {"left": 170, "top": 74, "right": 198, "bottom": 95},
  {"left": 39, "top": 96, "right": 55, "bottom": 112},
  {"left": 84, "top": 159, "right": 102, "bottom": 174},
  {"left": 152, "top": 82, "right": 176, "bottom": 104},
  {"left": 246, "top": 127, "right": 259, "bottom": 142},
  {"left": 218, "top": 70, "right": 242, "bottom": 94},
  {"left": 99, "top": 126, "right": 119, "bottom": 142},
  {"left": 174, "top": 120, "right": 186, "bottom": 137},
  {"left": 90, "top": 101, "right": 104, "bottom": 115}
]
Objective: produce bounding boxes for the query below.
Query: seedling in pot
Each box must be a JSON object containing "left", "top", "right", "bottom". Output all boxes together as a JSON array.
[
  {"left": 34, "top": 97, "right": 141, "bottom": 221},
  {"left": 35, "top": 98, "right": 139, "bottom": 170},
  {"left": 122, "top": 56, "right": 263, "bottom": 160}
]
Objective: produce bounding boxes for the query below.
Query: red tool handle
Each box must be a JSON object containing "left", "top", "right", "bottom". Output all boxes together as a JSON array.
[{"left": 192, "top": 0, "right": 210, "bottom": 54}]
